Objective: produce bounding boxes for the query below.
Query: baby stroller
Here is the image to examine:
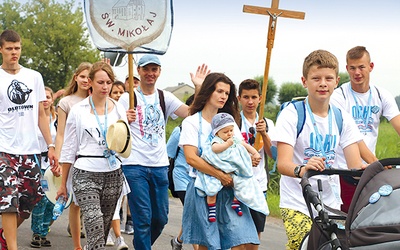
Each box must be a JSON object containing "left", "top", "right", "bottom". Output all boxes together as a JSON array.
[{"left": 299, "top": 158, "right": 400, "bottom": 250}]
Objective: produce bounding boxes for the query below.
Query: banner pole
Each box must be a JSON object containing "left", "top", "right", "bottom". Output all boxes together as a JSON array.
[{"left": 128, "top": 53, "right": 135, "bottom": 110}]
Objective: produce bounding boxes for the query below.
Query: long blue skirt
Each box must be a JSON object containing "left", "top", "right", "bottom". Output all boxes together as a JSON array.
[{"left": 182, "top": 180, "right": 260, "bottom": 249}]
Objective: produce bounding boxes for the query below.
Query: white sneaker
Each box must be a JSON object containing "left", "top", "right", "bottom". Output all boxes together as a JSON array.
[
  {"left": 106, "top": 233, "right": 114, "bottom": 246},
  {"left": 115, "top": 236, "right": 129, "bottom": 250}
]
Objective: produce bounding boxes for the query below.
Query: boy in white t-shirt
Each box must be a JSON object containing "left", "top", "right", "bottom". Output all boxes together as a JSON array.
[
  {"left": 272, "top": 50, "right": 365, "bottom": 250},
  {"left": 0, "top": 29, "right": 58, "bottom": 250},
  {"left": 238, "top": 79, "right": 274, "bottom": 249},
  {"left": 330, "top": 46, "right": 400, "bottom": 212}
]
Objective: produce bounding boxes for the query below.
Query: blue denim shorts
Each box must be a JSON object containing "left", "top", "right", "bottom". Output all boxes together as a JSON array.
[{"left": 182, "top": 180, "right": 260, "bottom": 249}]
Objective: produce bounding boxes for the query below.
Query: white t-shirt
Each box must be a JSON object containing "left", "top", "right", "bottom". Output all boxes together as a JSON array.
[
  {"left": 330, "top": 82, "right": 400, "bottom": 168},
  {"left": 240, "top": 116, "right": 275, "bottom": 191},
  {"left": 118, "top": 89, "right": 184, "bottom": 167},
  {"left": 38, "top": 115, "right": 57, "bottom": 170},
  {"left": 0, "top": 67, "right": 46, "bottom": 154},
  {"left": 179, "top": 112, "right": 242, "bottom": 178},
  {"left": 60, "top": 97, "right": 128, "bottom": 172},
  {"left": 271, "top": 103, "right": 362, "bottom": 216}
]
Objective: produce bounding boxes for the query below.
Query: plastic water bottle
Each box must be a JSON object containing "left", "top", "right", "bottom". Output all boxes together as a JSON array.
[{"left": 52, "top": 196, "right": 67, "bottom": 220}]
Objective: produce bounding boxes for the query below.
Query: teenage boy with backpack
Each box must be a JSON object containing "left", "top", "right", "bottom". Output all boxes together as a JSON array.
[
  {"left": 237, "top": 79, "right": 274, "bottom": 250},
  {"left": 330, "top": 46, "right": 400, "bottom": 212},
  {"left": 272, "top": 50, "right": 366, "bottom": 250}
]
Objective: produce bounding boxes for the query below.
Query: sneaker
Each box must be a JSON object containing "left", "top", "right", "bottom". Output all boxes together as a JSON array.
[
  {"left": 170, "top": 237, "right": 183, "bottom": 250},
  {"left": 30, "top": 234, "right": 41, "bottom": 248},
  {"left": 124, "top": 220, "right": 134, "bottom": 235},
  {"left": 0, "top": 228, "right": 8, "bottom": 250},
  {"left": 115, "top": 236, "right": 129, "bottom": 250},
  {"left": 41, "top": 237, "right": 52, "bottom": 247},
  {"left": 106, "top": 233, "right": 114, "bottom": 246}
]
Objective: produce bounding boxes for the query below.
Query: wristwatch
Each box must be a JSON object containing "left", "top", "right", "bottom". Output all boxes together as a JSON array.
[{"left": 294, "top": 164, "right": 305, "bottom": 178}]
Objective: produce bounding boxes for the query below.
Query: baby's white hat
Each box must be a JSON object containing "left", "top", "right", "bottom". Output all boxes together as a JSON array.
[{"left": 211, "top": 112, "right": 235, "bottom": 136}]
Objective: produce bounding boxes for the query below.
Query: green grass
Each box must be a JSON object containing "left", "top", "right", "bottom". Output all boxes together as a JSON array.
[{"left": 375, "top": 121, "right": 400, "bottom": 158}]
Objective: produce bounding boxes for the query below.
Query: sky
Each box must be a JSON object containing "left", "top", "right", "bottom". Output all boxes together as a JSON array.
[{"left": 110, "top": 0, "right": 400, "bottom": 96}]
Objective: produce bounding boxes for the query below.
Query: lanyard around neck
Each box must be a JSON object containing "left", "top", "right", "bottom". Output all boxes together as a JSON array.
[
  {"left": 305, "top": 98, "right": 332, "bottom": 160},
  {"left": 90, "top": 96, "right": 109, "bottom": 147},
  {"left": 137, "top": 87, "right": 159, "bottom": 108},
  {"left": 351, "top": 87, "right": 372, "bottom": 129},
  {"left": 198, "top": 111, "right": 214, "bottom": 155}
]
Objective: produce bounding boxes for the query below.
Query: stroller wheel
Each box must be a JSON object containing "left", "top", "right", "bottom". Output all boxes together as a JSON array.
[{"left": 298, "top": 232, "right": 310, "bottom": 250}]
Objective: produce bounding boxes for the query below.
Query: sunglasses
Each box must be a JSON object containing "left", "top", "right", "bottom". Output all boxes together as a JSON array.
[{"left": 248, "top": 127, "right": 255, "bottom": 146}]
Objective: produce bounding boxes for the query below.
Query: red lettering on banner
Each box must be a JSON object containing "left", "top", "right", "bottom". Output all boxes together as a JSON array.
[
  {"left": 118, "top": 28, "right": 125, "bottom": 36},
  {"left": 105, "top": 19, "right": 115, "bottom": 27},
  {"left": 147, "top": 19, "right": 154, "bottom": 26},
  {"left": 135, "top": 28, "right": 142, "bottom": 35},
  {"left": 110, "top": 11, "right": 160, "bottom": 38},
  {"left": 101, "top": 13, "right": 109, "bottom": 19}
]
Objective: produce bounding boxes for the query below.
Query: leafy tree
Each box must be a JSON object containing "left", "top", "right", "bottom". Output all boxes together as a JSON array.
[
  {"left": 0, "top": 0, "right": 101, "bottom": 91},
  {"left": 253, "top": 75, "right": 277, "bottom": 104},
  {"left": 338, "top": 71, "right": 350, "bottom": 87},
  {"left": 278, "top": 82, "right": 308, "bottom": 105}
]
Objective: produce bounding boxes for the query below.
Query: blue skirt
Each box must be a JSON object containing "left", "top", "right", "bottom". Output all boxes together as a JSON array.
[{"left": 182, "top": 180, "right": 260, "bottom": 249}]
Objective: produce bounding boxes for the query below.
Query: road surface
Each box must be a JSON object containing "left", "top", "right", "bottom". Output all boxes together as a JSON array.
[{"left": 1, "top": 198, "right": 287, "bottom": 249}]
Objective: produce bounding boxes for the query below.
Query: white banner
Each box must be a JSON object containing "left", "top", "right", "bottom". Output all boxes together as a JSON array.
[{"left": 84, "top": 0, "right": 173, "bottom": 54}]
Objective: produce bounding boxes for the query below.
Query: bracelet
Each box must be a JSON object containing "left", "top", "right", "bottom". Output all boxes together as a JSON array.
[{"left": 47, "top": 143, "right": 55, "bottom": 149}]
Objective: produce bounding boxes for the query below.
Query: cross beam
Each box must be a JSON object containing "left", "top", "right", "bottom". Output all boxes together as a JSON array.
[{"left": 243, "top": 0, "right": 305, "bottom": 149}]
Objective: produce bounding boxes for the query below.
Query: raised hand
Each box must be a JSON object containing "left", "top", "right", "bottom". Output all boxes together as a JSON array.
[{"left": 190, "top": 63, "right": 210, "bottom": 88}]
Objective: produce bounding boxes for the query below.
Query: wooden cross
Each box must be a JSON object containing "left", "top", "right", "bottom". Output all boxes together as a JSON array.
[{"left": 243, "top": 0, "right": 305, "bottom": 149}]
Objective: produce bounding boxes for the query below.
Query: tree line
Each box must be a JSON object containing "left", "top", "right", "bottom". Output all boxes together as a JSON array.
[{"left": 0, "top": 0, "right": 101, "bottom": 92}]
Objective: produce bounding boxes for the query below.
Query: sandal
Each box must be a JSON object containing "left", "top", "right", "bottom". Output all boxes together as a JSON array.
[
  {"left": 30, "top": 234, "right": 41, "bottom": 248},
  {"left": 41, "top": 237, "right": 52, "bottom": 247}
]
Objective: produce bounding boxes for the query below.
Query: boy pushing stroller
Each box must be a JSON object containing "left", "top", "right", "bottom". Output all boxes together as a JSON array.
[{"left": 271, "top": 49, "right": 366, "bottom": 250}]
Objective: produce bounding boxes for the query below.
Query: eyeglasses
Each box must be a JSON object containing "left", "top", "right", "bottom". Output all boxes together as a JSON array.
[{"left": 248, "top": 127, "right": 255, "bottom": 146}]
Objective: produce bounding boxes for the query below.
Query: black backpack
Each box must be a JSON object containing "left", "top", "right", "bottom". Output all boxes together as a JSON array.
[{"left": 167, "top": 125, "right": 181, "bottom": 198}]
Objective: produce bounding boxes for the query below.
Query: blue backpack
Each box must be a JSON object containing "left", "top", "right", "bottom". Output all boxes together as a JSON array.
[{"left": 270, "top": 100, "right": 343, "bottom": 165}]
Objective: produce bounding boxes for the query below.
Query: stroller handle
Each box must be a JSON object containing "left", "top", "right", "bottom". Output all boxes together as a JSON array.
[
  {"left": 301, "top": 157, "right": 400, "bottom": 185},
  {"left": 299, "top": 158, "right": 400, "bottom": 217}
]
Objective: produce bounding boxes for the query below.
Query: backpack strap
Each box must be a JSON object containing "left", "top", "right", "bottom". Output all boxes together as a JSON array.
[
  {"left": 339, "top": 86, "right": 346, "bottom": 100},
  {"left": 173, "top": 124, "right": 182, "bottom": 160},
  {"left": 158, "top": 89, "right": 166, "bottom": 120},
  {"left": 374, "top": 85, "right": 382, "bottom": 102},
  {"left": 331, "top": 105, "right": 343, "bottom": 135},
  {"left": 292, "top": 100, "right": 306, "bottom": 138},
  {"left": 133, "top": 89, "right": 167, "bottom": 121}
]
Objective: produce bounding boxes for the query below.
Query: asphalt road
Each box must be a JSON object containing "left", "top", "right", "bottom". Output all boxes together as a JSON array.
[{"left": 1, "top": 198, "right": 287, "bottom": 249}]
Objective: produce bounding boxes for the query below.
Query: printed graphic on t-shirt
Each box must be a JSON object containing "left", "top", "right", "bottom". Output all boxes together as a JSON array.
[
  {"left": 6, "top": 79, "right": 34, "bottom": 115},
  {"left": 304, "top": 132, "right": 337, "bottom": 168},
  {"left": 137, "top": 104, "right": 164, "bottom": 146},
  {"left": 84, "top": 126, "right": 106, "bottom": 147},
  {"left": 351, "top": 105, "right": 380, "bottom": 133},
  {"left": 8, "top": 79, "right": 32, "bottom": 104}
]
